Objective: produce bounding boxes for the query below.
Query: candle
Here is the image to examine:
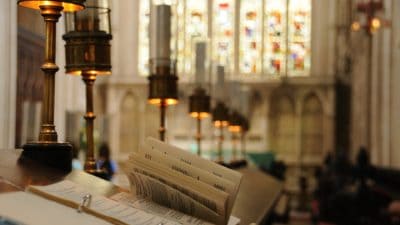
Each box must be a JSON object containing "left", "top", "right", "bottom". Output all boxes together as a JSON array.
[
  {"left": 74, "top": 6, "right": 100, "bottom": 32},
  {"left": 150, "top": 4, "right": 171, "bottom": 60},
  {"left": 217, "top": 65, "right": 225, "bottom": 87},
  {"left": 215, "top": 65, "right": 225, "bottom": 100},
  {"left": 195, "top": 42, "right": 207, "bottom": 84},
  {"left": 229, "top": 81, "right": 241, "bottom": 110}
]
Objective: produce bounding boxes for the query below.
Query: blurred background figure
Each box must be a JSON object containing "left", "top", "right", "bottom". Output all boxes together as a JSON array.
[
  {"left": 71, "top": 143, "right": 83, "bottom": 170},
  {"left": 97, "top": 143, "right": 117, "bottom": 181}
]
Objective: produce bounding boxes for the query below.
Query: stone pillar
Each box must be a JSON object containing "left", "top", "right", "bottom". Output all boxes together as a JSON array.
[
  {"left": 350, "top": 33, "right": 370, "bottom": 159},
  {"left": 311, "top": 0, "right": 335, "bottom": 77},
  {"left": 0, "top": 1, "right": 17, "bottom": 149},
  {"left": 389, "top": 0, "right": 400, "bottom": 167},
  {"left": 111, "top": 0, "right": 140, "bottom": 78}
]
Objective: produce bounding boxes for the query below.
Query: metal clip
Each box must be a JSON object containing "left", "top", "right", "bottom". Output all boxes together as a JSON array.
[{"left": 77, "top": 194, "right": 92, "bottom": 213}]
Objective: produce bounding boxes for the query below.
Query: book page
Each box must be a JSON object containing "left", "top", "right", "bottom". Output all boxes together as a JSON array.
[
  {"left": 145, "top": 137, "right": 242, "bottom": 218},
  {"left": 145, "top": 137, "right": 242, "bottom": 184},
  {"left": 111, "top": 192, "right": 213, "bottom": 225},
  {"left": 138, "top": 145, "right": 236, "bottom": 195},
  {"left": 28, "top": 180, "right": 181, "bottom": 225},
  {"left": 0, "top": 192, "right": 113, "bottom": 225},
  {"left": 127, "top": 154, "right": 229, "bottom": 217},
  {"left": 127, "top": 171, "right": 224, "bottom": 225}
]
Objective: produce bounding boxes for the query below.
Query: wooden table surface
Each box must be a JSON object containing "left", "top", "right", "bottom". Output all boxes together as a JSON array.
[{"left": 0, "top": 149, "right": 283, "bottom": 225}]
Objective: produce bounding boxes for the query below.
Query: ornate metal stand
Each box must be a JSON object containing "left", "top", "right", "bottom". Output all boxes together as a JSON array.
[{"left": 22, "top": 5, "right": 73, "bottom": 171}]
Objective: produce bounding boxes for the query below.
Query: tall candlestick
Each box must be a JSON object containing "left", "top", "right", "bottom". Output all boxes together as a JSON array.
[
  {"left": 150, "top": 4, "right": 171, "bottom": 60},
  {"left": 195, "top": 42, "right": 206, "bottom": 84}
]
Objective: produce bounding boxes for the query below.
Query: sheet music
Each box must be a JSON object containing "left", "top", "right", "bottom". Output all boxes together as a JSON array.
[
  {"left": 111, "top": 192, "right": 213, "bottom": 225},
  {"left": 28, "top": 180, "right": 181, "bottom": 225}
]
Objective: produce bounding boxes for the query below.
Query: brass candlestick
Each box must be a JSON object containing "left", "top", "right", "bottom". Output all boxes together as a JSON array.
[
  {"left": 218, "top": 125, "right": 224, "bottom": 162},
  {"left": 159, "top": 99, "right": 167, "bottom": 141},
  {"left": 212, "top": 102, "right": 229, "bottom": 163},
  {"left": 18, "top": 0, "right": 85, "bottom": 171},
  {"left": 196, "top": 116, "right": 201, "bottom": 155},
  {"left": 79, "top": 73, "right": 107, "bottom": 178},
  {"left": 82, "top": 73, "right": 98, "bottom": 173},
  {"left": 189, "top": 87, "right": 210, "bottom": 156},
  {"left": 234, "top": 114, "right": 249, "bottom": 168},
  {"left": 63, "top": 0, "right": 112, "bottom": 177},
  {"left": 240, "top": 116, "right": 249, "bottom": 160},
  {"left": 228, "top": 110, "right": 242, "bottom": 162},
  {"left": 148, "top": 3, "right": 178, "bottom": 141},
  {"left": 231, "top": 133, "right": 238, "bottom": 161},
  {"left": 227, "top": 111, "right": 245, "bottom": 168},
  {"left": 148, "top": 60, "right": 178, "bottom": 142}
]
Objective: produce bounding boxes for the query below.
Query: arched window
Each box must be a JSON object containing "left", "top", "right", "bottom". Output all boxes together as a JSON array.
[
  {"left": 301, "top": 94, "right": 323, "bottom": 157},
  {"left": 120, "top": 93, "right": 139, "bottom": 154},
  {"left": 138, "top": 0, "right": 311, "bottom": 78},
  {"left": 269, "top": 95, "right": 296, "bottom": 156}
]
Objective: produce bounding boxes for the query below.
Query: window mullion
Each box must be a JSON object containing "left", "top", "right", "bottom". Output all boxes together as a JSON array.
[{"left": 234, "top": 0, "right": 240, "bottom": 78}]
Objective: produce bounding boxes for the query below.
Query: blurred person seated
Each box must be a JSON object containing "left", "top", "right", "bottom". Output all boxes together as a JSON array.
[{"left": 97, "top": 143, "right": 118, "bottom": 181}]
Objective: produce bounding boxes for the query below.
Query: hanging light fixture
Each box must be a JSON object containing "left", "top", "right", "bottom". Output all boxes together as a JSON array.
[
  {"left": 148, "top": 0, "right": 178, "bottom": 141},
  {"left": 351, "top": 0, "right": 385, "bottom": 35},
  {"left": 63, "top": 0, "right": 112, "bottom": 177},
  {"left": 18, "top": 0, "right": 85, "bottom": 171},
  {"left": 212, "top": 101, "right": 229, "bottom": 163}
]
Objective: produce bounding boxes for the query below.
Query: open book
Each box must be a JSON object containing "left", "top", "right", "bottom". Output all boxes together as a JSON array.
[
  {"left": 125, "top": 137, "right": 243, "bottom": 225},
  {"left": 0, "top": 179, "right": 225, "bottom": 225}
]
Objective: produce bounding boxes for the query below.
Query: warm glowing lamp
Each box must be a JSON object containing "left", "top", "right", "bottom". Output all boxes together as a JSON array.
[
  {"left": 63, "top": 0, "right": 112, "bottom": 177},
  {"left": 212, "top": 102, "right": 229, "bottom": 163},
  {"left": 18, "top": 0, "right": 84, "bottom": 12},
  {"left": 189, "top": 87, "right": 210, "bottom": 156},
  {"left": 352, "top": 0, "right": 384, "bottom": 35},
  {"left": 228, "top": 111, "right": 242, "bottom": 162},
  {"left": 237, "top": 114, "right": 250, "bottom": 167},
  {"left": 18, "top": 0, "right": 85, "bottom": 171},
  {"left": 148, "top": 2, "right": 178, "bottom": 141}
]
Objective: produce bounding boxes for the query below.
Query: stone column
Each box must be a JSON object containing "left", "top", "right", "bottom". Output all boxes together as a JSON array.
[
  {"left": 111, "top": 0, "right": 139, "bottom": 78},
  {"left": 389, "top": 0, "right": 400, "bottom": 167},
  {"left": 0, "top": 1, "right": 17, "bottom": 149},
  {"left": 311, "top": 0, "right": 336, "bottom": 77}
]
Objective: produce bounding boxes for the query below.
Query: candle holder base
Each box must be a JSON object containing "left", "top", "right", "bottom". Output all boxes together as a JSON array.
[
  {"left": 86, "top": 168, "right": 109, "bottom": 180},
  {"left": 21, "top": 142, "right": 72, "bottom": 172},
  {"left": 226, "top": 159, "right": 248, "bottom": 169},
  {"left": 215, "top": 160, "right": 229, "bottom": 167}
]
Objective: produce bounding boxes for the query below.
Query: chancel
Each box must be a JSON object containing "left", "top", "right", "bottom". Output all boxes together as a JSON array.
[{"left": 2, "top": 0, "right": 400, "bottom": 224}]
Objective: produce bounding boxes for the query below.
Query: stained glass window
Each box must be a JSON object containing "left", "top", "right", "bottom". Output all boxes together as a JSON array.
[
  {"left": 264, "top": 0, "right": 286, "bottom": 76},
  {"left": 138, "top": 0, "right": 312, "bottom": 77},
  {"left": 138, "top": 0, "right": 150, "bottom": 75},
  {"left": 213, "top": 0, "right": 235, "bottom": 69},
  {"left": 183, "top": 0, "right": 208, "bottom": 75},
  {"left": 288, "top": 0, "right": 311, "bottom": 76},
  {"left": 239, "top": 0, "right": 262, "bottom": 74}
]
